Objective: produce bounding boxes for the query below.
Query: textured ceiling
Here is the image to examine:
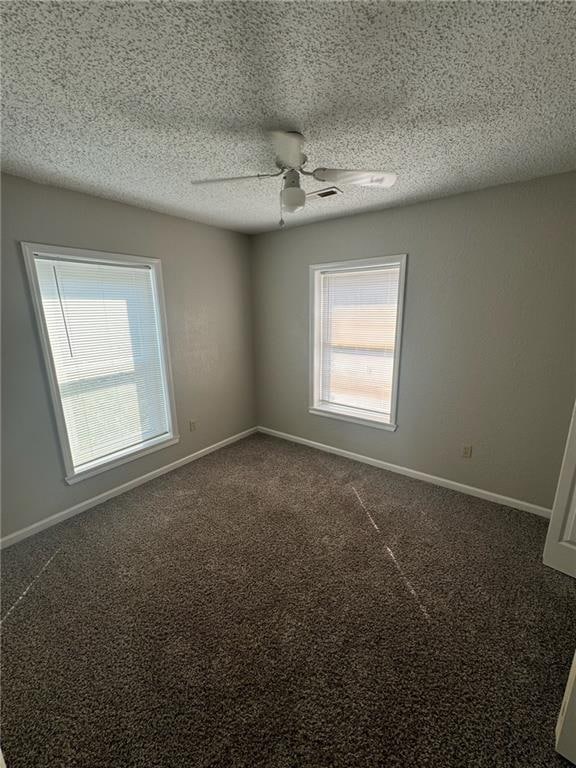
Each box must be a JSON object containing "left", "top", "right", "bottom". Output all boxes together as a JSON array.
[{"left": 2, "top": 1, "right": 575, "bottom": 233}]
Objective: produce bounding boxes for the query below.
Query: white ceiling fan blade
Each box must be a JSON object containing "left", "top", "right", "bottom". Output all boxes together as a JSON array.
[
  {"left": 312, "top": 168, "right": 397, "bottom": 188},
  {"left": 191, "top": 170, "right": 282, "bottom": 185},
  {"left": 270, "top": 130, "right": 305, "bottom": 169}
]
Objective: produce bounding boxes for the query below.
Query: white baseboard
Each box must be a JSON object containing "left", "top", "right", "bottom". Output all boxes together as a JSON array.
[
  {"left": 0, "top": 428, "right": 258, "bottom": 549},
  {"left": 257, "top": 426, "right": 552, "bottom": 519},
  {"left": 2, "top": 423, "right": 551, "bottom": 549}
]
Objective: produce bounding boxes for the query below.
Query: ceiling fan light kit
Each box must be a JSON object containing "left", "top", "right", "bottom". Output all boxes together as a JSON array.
[
  {"left": 281, "top": 169, "right": 306, "bottom": 213},
  {"left": 195, "top": 130, "right": 397, "bottom": 226}
]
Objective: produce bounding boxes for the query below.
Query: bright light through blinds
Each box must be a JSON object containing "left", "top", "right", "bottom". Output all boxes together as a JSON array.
[
  {"left": 313, "top": 259, "right": 405, "bottom": 426},
  {"left": 33, "top": 256, "right": 173, "bottom": 476}
]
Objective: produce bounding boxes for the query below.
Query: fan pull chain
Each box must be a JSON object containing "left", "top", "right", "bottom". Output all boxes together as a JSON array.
[
  {"left": 279, "top": 189, "right": 285, "bottom": 228},
  {"left": 53, "top": 266, "right": 74, "bottom": 357}
]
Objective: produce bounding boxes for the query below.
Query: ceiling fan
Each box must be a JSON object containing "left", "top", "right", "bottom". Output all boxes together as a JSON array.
[{"left": 193, "top": 130, "right": 397, "bottom": 226}]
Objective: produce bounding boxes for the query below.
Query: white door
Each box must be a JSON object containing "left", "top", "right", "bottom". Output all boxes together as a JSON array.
[
  {"left": 544, "top": 400, "right": 576, "bottom": 763},
  {"left": 555, "top": 651, "right": 576, "bottom": 764},
  {"left": 543, "top": 399, "right": 576, "bottom": 578}
]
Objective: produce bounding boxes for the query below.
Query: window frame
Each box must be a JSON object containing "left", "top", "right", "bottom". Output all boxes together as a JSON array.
[
  {"left": 309, "top": 254, "right": 407, "bottom": 431},
  {"left": 22, "top": 242, "right": 179, "bottom": 484}
]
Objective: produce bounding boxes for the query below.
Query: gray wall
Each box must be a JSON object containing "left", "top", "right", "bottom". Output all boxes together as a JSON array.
[
  {"left": 252, "top": 172, "right": 576, "bottom": 509},
  {"left": 1, "top": 174, "right": 255, "bottom": 538},
  {"left": 3, "top": 172, "right": 575, "bottom": 539}
]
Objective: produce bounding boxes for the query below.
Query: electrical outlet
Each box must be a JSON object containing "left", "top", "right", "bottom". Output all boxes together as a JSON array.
[
  {"left": 189, "top": 420, "right": 197, "bottom": 432},
  {"left": 462, "top": 445, "right": 473, "bottom": 459}
]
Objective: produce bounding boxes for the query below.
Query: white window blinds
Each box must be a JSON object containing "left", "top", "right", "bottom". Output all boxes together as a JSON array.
[
  {"left": 311, "top": 256, "right": 406, "bottom": 429},
  {"left": 24, "top": 245, "right": 177, "bottom": 481}
]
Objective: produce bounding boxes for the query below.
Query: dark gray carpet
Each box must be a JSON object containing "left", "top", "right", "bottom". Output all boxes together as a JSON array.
[{"left": 1, "top": 434, "right": 575, "bottom": 767}]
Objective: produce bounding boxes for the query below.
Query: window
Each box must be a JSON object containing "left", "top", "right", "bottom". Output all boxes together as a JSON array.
[
  {"left": 310, "top": 255, "right": 406, "bottom": 430},
  {"left": 22, "top": 243, "right": 178, "bottom": 483}
]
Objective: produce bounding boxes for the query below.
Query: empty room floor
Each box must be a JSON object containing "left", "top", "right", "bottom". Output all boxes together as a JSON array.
[{"left": 1, "top": 434, "right": 574, "bottom": 768}]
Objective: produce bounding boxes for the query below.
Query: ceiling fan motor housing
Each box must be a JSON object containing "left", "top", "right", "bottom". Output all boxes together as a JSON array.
[
  {"left": 272, "top": 130, "right": 306, "bottom": 170},
  {"left": 283, "top": 169, "right": 300, "bottom": 188}
]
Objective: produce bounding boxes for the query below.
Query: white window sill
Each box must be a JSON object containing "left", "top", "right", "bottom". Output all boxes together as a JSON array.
[
  {"left": 65, "top": 434, "right": 180, "bottom": 484},
  {"left": 309, "top": 405, "right": 397, "bottom": 432}
]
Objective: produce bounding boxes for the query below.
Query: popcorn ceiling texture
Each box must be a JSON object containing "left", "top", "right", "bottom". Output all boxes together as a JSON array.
[{"left": 2, "top": 1, "right": 575, "bottom": 233}]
